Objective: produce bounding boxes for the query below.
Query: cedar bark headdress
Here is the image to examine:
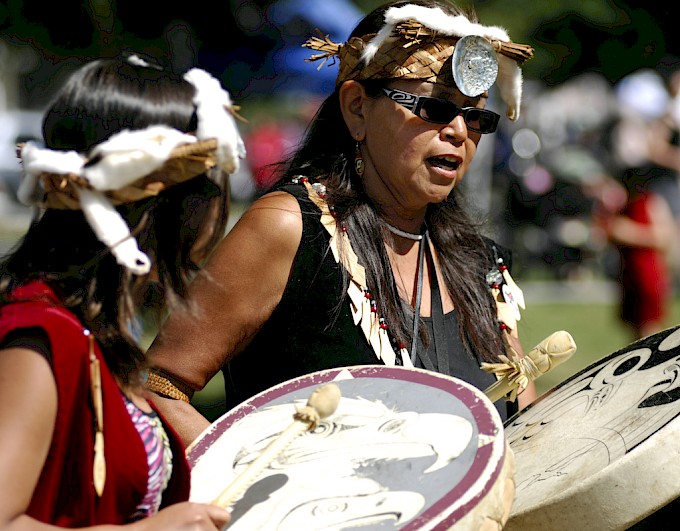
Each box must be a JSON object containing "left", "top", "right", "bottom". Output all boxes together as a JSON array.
[{"left": 304, "top": 4, "right": 534, "bottom": 120}]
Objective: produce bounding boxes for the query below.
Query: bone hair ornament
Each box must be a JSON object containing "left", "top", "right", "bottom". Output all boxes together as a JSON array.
[
  {"left": 15, "top": 68, "right": 246, "bottom": 276},
  {"left": 211, "top": 383, "right": 342, "bottom": 509},
  {"left": 303, "top": 4, "right": 534, "bottom": 121}
]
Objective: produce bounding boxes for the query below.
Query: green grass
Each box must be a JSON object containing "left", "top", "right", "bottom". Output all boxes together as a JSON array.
[{"left": 519, "top": 298, "right": 680, "bottom": 395}]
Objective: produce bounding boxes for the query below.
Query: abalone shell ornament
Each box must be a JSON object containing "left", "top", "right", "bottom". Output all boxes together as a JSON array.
[{"left": 452, "top": 35, "right": 499, "bottom": 97}]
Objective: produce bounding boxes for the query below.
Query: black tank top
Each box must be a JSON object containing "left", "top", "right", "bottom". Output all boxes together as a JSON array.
[{"left": 223, "top": 182, "right": 518, "bottom": 420}]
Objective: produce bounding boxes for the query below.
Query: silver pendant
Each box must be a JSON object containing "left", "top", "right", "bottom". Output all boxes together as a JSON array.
[{"left": 452, "top": 35, "right": 499, "bottom": 97}]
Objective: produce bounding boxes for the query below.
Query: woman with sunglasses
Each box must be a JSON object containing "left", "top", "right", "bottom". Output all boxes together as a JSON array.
[{"left": 146, "top": 0, "right": 537, "bottom": 446}]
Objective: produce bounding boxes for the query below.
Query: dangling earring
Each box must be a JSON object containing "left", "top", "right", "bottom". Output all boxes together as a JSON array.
[{"left": 354, "top": 141, "right": 365, "bottom": 177}]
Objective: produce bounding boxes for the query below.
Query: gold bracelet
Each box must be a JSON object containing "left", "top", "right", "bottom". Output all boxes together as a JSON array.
[{"left": 146, "top": 371, "right": 192, "bottom": 403}]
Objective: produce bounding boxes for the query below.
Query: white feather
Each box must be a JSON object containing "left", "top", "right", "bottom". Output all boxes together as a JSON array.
[
  {"left": 17, "top": 172, "right": 39, "bottom": 206},
  {"left": 496, "top": 55, "right": 523, "bottom": 120},
  {"left": 20, "top": 141, "right": 85, "bottom": 175},
  {"left": 379, "top": 328, "right": 396, "bottom": 365},
  {"left": 18, "top": 141, "right": 85, "bottom": 206},
  {"left": 368, "top": 319, "right": 381, "bottom": 359},
  {"left": 363, "top": 5, "right": 512, "bottom": 62},
  {"left": 384, "top": 6, "right": 510, "bottom": 41},
  {"left": 184, "top": 68, "right": 246, "bottom": 175},
  {"left": 78, "top": 188, "right": 151, "bottom": 275},
  {"left": 401, "top": 347, "right": 413, "bottom": 368},
  {"left": 361, "top": 295, "right": 373, "bottom": 341},
  {"left": 361, "top": 21, "right": 396, "bottom": 63},
  {"left": 348, "top": 282, "right": 364, "bottom": 326}
]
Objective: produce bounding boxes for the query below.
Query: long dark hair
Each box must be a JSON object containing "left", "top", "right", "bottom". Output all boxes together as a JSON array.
[
  {"left": 279, "top": 0, "right": 504, "bottom": 363},
  {"left": 0, "top": 57, "right": 230, "bottom": 379}
]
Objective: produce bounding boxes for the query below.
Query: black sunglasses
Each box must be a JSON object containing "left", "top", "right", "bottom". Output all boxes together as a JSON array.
[{"left": 381, "top": 87, "right": 500, "bottom": 134}]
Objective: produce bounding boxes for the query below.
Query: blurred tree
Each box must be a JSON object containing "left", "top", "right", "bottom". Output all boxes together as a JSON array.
[{"left": 0, "top": 0, "right": 677, "bottom": 104}]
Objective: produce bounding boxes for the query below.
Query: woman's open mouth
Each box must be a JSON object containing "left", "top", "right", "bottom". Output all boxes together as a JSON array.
[{"left": 428, "top": 156, "right": 460, "bottom": 171}]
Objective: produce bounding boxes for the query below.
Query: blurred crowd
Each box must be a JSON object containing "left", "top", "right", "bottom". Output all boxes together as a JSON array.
[
  {"left": 2, "top": 64, "right": 680, "bottom": 301},
  {"left": 488, "top": 65, "right": 680, "bottom": 288}
]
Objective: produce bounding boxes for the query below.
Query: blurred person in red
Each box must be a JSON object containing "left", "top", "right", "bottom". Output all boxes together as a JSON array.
[
  {"left": 245, "top": 119, "right": 301, "bottom": 194},
  {"left": 596, "top": 170, "right": 675, "bottom": 339},
  {"left": 596, "top": 69, "right": 677, "bottom": 339},
  {"left": 245, "top": 98, "right": 322, "bottom": 195}
]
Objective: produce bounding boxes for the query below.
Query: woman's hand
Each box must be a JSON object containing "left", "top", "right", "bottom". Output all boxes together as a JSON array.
[{"left": 135, "top": 502, "right": 230, "bottom": 530}]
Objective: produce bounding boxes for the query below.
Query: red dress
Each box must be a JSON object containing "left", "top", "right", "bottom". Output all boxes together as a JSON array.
[
  {"left": 0, "top": 282, "right": 190, "bottom": 525},
  {"left": 619, "top": 193, "right": 670, "bottom": 328}
]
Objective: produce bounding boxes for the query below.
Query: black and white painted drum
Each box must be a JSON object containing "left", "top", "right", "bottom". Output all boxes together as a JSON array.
[
  {"left": 505, "top": 324, "right": 680, "bottom": 530},
  {"left": 187, "top": 365, "right": 514, "bottom": 530}
]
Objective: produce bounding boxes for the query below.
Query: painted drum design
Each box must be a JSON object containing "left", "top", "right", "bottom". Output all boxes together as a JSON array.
[
  {"left": 505, "top": 324, "right": 680, "bottom": 530},
  {"left": 188, "top": 365, "right": 514, "bottom": 530}
]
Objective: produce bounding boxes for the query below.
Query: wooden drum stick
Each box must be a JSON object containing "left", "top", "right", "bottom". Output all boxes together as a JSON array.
[
  {"left": 482, "top": 330, "right": 577, "bottom": 403},
  {"left": 211, "top": 382, "right": 341, "bottom": 509}
]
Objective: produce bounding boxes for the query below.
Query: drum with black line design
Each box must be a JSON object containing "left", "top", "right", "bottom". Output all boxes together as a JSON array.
[{"left": 504, "top": 324, "right": 680, "bottom": 530}]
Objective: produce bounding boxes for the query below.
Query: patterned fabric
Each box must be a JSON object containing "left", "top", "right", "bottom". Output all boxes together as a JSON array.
[{"left": 123, "top": 395, "right": 174, "bottom": 520}]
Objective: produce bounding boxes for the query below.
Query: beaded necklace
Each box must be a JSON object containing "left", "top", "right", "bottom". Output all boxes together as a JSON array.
[{"left": 382, "top": 219, "right": 429, "bottom": 363}]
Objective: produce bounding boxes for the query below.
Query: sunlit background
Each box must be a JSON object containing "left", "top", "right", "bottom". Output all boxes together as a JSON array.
[{"left": 1, "top": 0, "right": 679, "bottom": 402}]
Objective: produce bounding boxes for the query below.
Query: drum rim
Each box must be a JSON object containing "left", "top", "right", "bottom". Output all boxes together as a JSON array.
[
  {"left": 505, "top": 324, "right": 680, "bottom": 527},
  {"left": 189, "top": 365, "right": 508, "bottom": 528}
]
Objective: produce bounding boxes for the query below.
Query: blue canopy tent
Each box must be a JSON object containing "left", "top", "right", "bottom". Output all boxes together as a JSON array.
[{"left": 244, "top": 0, "right": 364, "bottom": 96}]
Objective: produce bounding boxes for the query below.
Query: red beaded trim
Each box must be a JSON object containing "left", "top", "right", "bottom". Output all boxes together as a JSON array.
[{"left": 294, "top": 176, "right": 419, "bottom": 367}]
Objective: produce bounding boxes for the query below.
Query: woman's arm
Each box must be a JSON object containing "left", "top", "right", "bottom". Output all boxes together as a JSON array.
[
  {"left": 0, "top": 347, "right": 232, "bottom": 530},
  {"left": 146, "top": 191, "right": 304, "bottom": 446},
  {"left": 0, "top": 346, "right": 57, "bottom": 529}
]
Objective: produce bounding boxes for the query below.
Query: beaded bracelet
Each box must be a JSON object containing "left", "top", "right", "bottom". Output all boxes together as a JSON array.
[{"left": 145, "top": 370, "right": 193, "bottom": 403}]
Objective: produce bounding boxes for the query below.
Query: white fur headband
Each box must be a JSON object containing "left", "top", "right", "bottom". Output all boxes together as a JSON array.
[
  {"left": 18, "top": 67, "right": 246, "bottom": 275},
  {"left": 363, "top": 5, "right": 527, "bottom": 120}
]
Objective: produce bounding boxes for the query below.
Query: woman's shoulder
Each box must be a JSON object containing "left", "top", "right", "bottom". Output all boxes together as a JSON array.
[
  {"left": 247, "top": 177, "right": 322, "bottom": 216},
  {"left": 239, "top": 189, "right": 303, "bottom": 233},
  {"left": 218, "top": 186, "right": 310, "bottom": 270},
  {"left": 0, "top": 282, "right": 80, "bottom": 331},
  {"left": 270, "top": 179, "right": 324, "bottom": 211},
  {"left": 245, "top": 180, "right": 326, "bottom": 233},
  {"left": 0, "top": 282, "right": 90, "bottom": 366}
]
